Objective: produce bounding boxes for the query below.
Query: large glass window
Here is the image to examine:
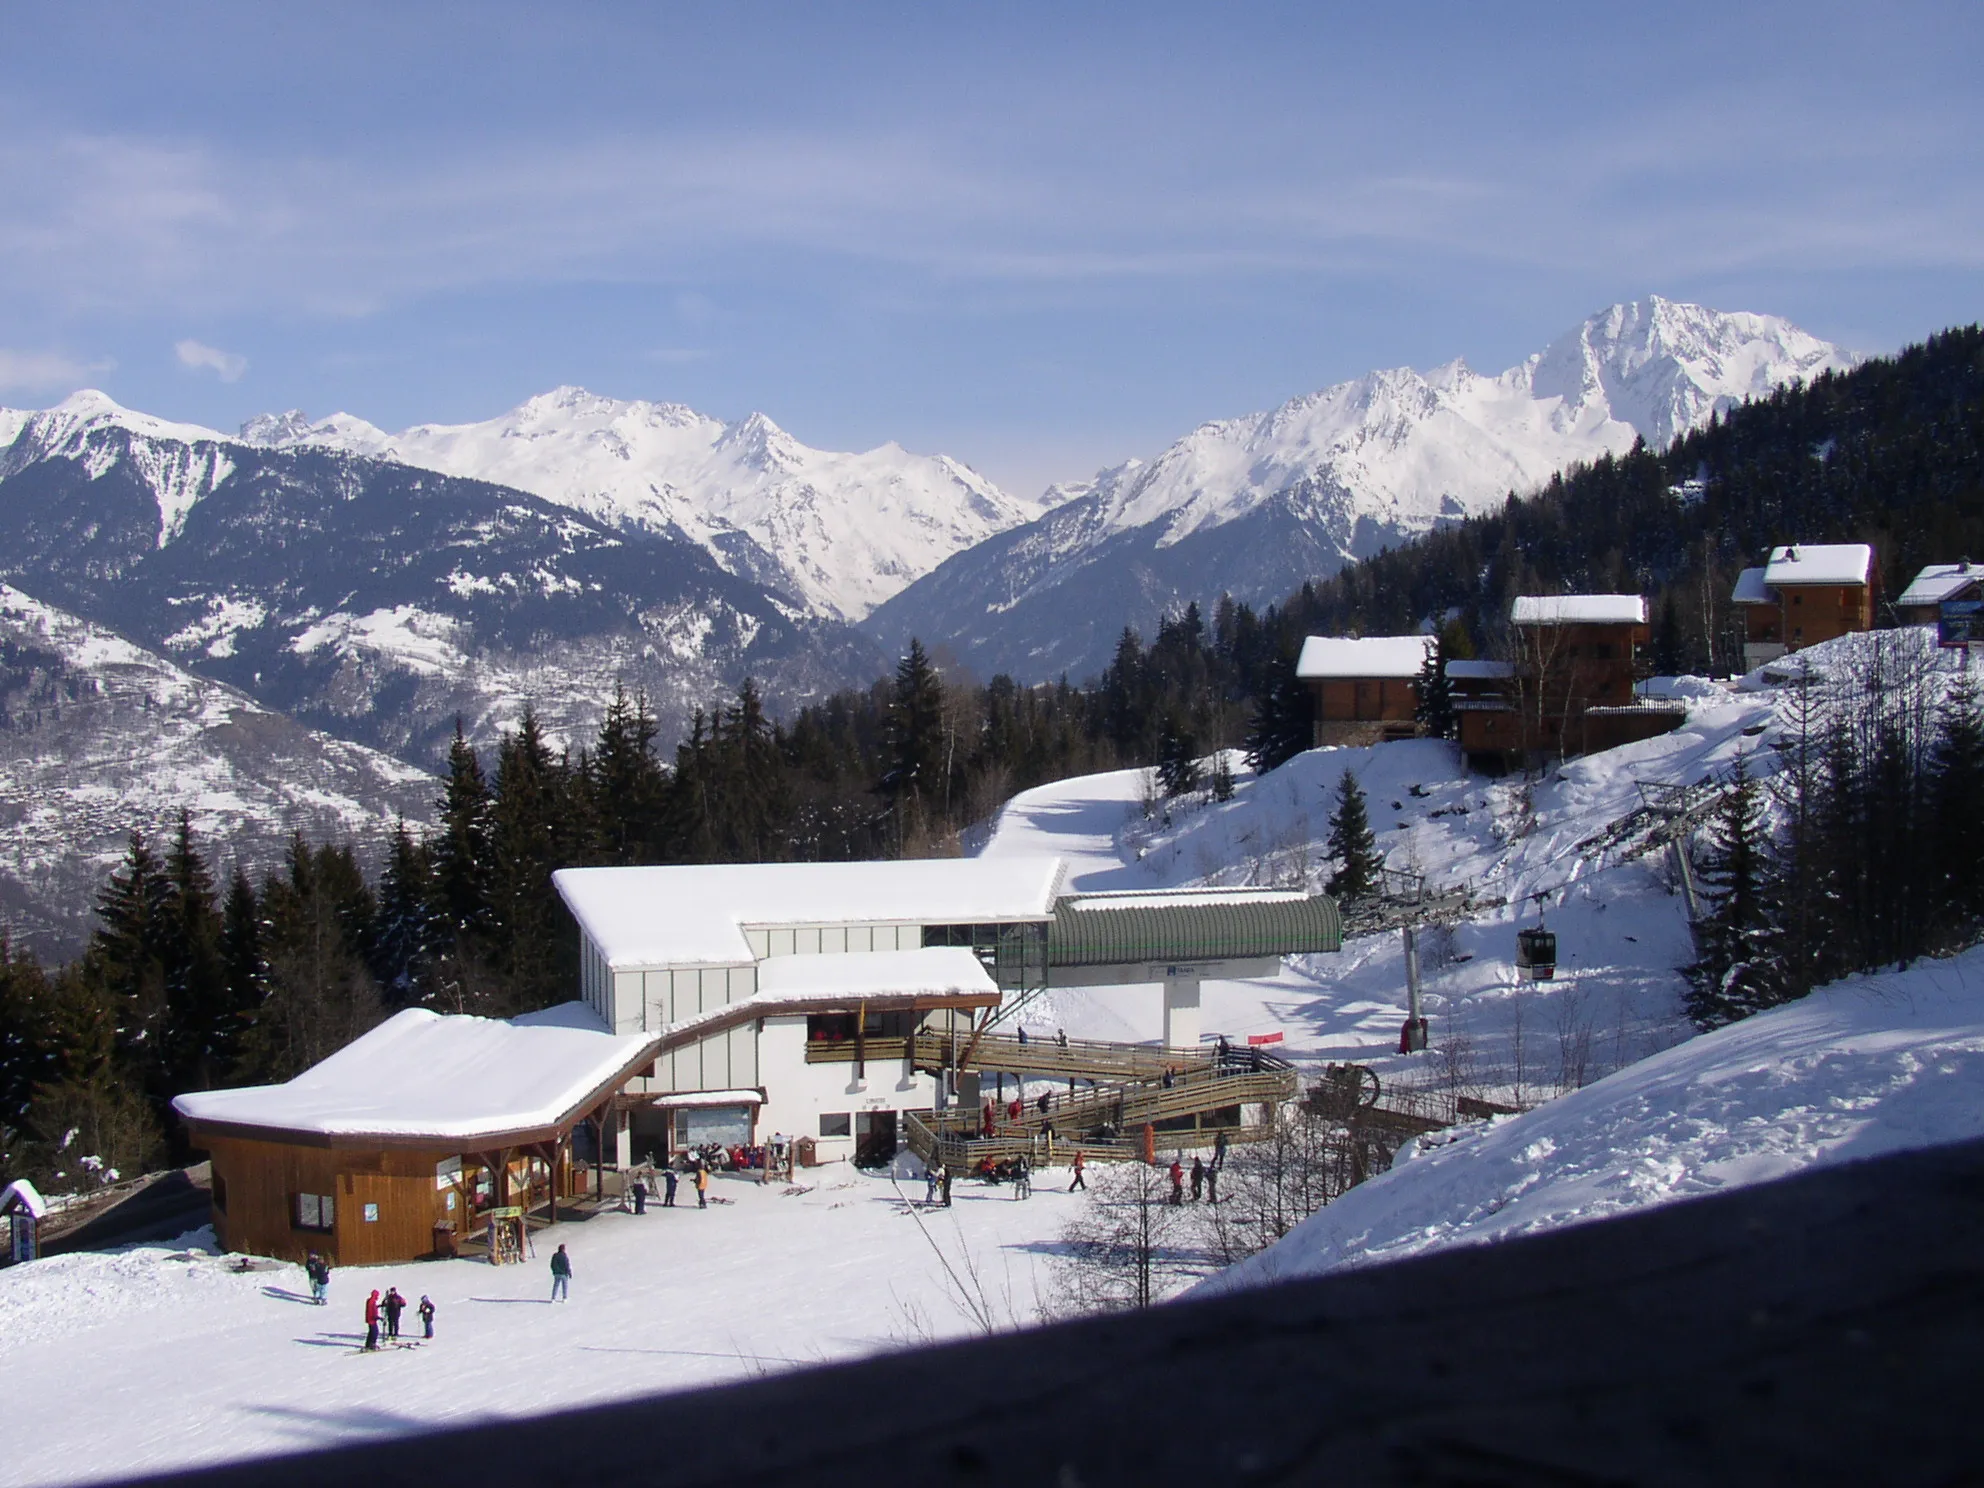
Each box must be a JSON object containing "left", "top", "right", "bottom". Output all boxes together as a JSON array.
[
  {"left": 673, "top": 1105, "right": 753, "bottom": 1148},
  {"left": 819, "top": 1112, "right": 852, "bottom": 1137},
  {"left": 292, "top": 1192, "right": 335, "bottom": 1231}
]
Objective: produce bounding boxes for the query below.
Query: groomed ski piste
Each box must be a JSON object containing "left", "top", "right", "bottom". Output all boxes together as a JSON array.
[{"left": 5, "top": 628, "right": 1983, "bottom": 1486}]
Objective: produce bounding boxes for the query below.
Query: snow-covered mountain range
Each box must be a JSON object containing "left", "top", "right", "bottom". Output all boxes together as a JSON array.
[
  {"left": 238, "top": 388, "right": 1040, "bottom": 623},
  {"left": 867, "top": 297, "right": 1854, "bottom": 681},
  {"left": 0, "top": 392, "right": 877, "bottom": 762},
  {"left": 0, "top": 584, "right": 435, "bottom": 959}
]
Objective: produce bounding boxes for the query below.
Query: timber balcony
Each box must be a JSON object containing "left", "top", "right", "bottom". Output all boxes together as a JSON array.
[{"left": 905, "top": 1046, "right": 1299, "bottom": 1172}]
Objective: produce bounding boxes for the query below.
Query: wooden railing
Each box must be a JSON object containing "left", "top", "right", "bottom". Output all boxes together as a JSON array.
[
  {"left": 912, "top": 1030, "right": 1215, "bottom": 1082},
  {"left": 804, "top": 1037, "right": 911, "bottom": 1065}
]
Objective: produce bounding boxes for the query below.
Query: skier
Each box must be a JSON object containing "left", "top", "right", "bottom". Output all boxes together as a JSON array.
[
  {"left": 924, "top": 1161, "right": 942, "bottom": 1204},
  {"left": 1190, "top": 1156, "right": 1206, "bottom": 1202},
  {"left": 550, "top": 1243, "right": 572, "bottom": 1301},
  {"left": 1069, "top": 1149, "right": 1087, "bottom": 1191},
  {"left": 383, "top": 1287, "right": 406, "bottom": 1341},
  {"left": 939, "top": 1167, "right": 953, "bottom": 1207},
  {"left": 695, "top": 1164, "right": 710, "bottom": 1209},
  {"left": 1213, "top": 1129, "right": 1230, "bottom": 1170},
  {"left": 305, "top": 1251, "right": 330, "bottom": 1306},
  {"left": 631, "top": 1177, "right": 648, "bottom": 1215},
  {"left": 663, "top": 1166, "right": 679, "bottom": 1207},
  {"left": 363, "top": 1290, "right": 381, "bottom": 1352},
  {"left": 418, "top": 1295, "right": 436, "bottom": 1340},
  {"left": 1012, "top": 1154, "right": 1031, "bottom": 1201},
  {"left": 1168, "top": 1158, "right": 1185, "bottom": 1206}
]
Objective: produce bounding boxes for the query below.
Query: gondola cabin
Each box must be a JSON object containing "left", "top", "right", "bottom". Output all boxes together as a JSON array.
[{"left": 1516, "top": 926, "right": 1557, "bottom": 982}]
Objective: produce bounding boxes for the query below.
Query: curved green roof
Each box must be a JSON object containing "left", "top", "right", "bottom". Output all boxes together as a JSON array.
[{"left": 1047, "top": 890, "right": 1342, "bottom": 968}]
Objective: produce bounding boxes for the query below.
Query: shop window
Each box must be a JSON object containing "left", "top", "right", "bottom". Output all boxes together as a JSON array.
[
  {"left": 674, "top": 1105, "right": 754, "bottom": 1148},
  {"left": 293, "top": 1193, "right": 335, "bottom": 1231},
  {"left": 819, "top": 1112, "right": 852, "bottom": 1138}
]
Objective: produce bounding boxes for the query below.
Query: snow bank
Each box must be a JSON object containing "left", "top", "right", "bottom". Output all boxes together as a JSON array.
[{"left": 1204, "top": 944, "right": 1984, "bottom": 1292}]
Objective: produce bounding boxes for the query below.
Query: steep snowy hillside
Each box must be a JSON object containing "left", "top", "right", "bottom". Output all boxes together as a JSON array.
[
  {"left": 1204, "top": 943, "right": 1984, "bottom": 1292},
  {"left": 869, "top": 297, "right": 1853, "bottom": 681},
  {"left": 239, "top": 387, "right": 1038, "bottom": 622},
  {"left": 0, "top": 392, "right": 880, "bottom": 761},
  {"left": 0, "top": 585, "right": 436, "bottom": 959}
]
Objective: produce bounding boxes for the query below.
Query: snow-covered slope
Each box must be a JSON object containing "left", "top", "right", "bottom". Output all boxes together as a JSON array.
[
  {"left": 868, "top": 297, "right": 1854, "bottom": 681},
  {"left": 239, "top": 387, "right": 1039, "bottom": 622},
  {"left": 0, "top": 584, "right": 436, "bottom": 959},
  {"left": 1204, "top": 943, "right": 1984, "bottom": 1292}
]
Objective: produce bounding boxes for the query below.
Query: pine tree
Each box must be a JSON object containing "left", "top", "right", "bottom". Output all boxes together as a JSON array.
[
  {"left": 370, "top": 819, "right": 436, "bottom": 1005},
  {"left": 239, "top": 836, "right": 384, "bottom": 1080},
  {"left": 1156, "top": 715, "right": 1201, "bottom": 797},
  {"left": 156, "top": 811, "right": 227, "bottom": 1097},
  {"left": 218, "top": 865, "right": 263, "bottom": 1074},
  {"left": 90, "top": 830, "right": 171, "bottom": 1091},
  {"left": 1684, "top": 753, "right": 1787, "bottom": 1028},
  {"left": 488, "top": 707, "right": 570, "bottom": 1006},
  {"left": 884, "top": 641, "right": 947, "bottom": 842},
  {"left": 1209, "top": 750, "right": 1236, "bottom": 802},
  {"left": 1415, "top": 631, "right": 1455, "bottom": 740},
  {"left": 428, "top": 722, "right": 498, "bottom": 1008},
  {"left": 1324, "top": 769, "right": 1380, "bottom": 899},
  {"left": 588, "top": 685, "right": 670, "bottom": 864},
  {"left": 1925, "top": 673, "right": 1984, "bottom": 939},
  {"left": 1244, "top": 650, "right": 1312, "bottom": 774}
]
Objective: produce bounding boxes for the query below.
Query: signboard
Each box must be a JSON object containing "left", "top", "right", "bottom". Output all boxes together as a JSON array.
[
  {"left": 489, "top": 1205, "right": 525, "bottom": 1220},
  {"left": 1246, "top": 1031, "right": 1285, "bottom": 1046},
  {"left": 1940, "top": 598, "right": 1984, "bottom": 649}
]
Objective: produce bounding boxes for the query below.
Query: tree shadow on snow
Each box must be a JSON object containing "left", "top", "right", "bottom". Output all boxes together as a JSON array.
[{"left": 246, "top": 1402, "right": 437, "bottom": 1442}]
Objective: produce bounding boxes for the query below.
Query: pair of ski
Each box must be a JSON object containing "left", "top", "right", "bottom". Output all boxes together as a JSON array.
[{"left": 353, "top": 1338, "right": 426, "bottom": 1354}]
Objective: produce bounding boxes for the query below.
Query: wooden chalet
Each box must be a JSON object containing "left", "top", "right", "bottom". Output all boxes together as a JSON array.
[
  {"left": 1458, "top": 596, "right": 1682, "bottom": 768},
  {"left": 1730, "top": 543, "right": 1875, "bottom": 669},
  {"left": 1896, "top": 561, "right": 1981, "bottom": 628},
  {"left": 173, "top": 1007, "right": 662, "bottom": 1266},
  {"left": 1295, "top": 634, "right": 1435, "bottom": 746}
]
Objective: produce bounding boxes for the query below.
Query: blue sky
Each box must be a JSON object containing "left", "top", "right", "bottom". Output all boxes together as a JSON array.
[{"left": 1, "top": 1, "right": 1977, "bottom": 497}]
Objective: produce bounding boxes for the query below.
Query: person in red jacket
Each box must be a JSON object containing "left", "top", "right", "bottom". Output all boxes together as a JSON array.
[
  {"left": 981, "top": 1100, "right": 995, "bottom": 1139},
  {"left": 1069, "top": 1149, "right": 1087, "bottom": 1192},
  {"left": 1167, "top": 1158, "right": 1185, "bottom": 1206},
  {"left": 363, "top": 1289, "right": 381, "bottom": 1351}
]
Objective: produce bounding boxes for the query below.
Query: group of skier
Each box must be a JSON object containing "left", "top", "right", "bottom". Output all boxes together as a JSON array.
[
  {"left": 628, "top": 1157, "right": 712, "bottom": 1213},
  {"left": 361, "top": 1284, "right": 435, "bottom": 1350}
]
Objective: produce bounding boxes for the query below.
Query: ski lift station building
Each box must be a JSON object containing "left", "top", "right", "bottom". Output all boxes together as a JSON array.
[
  {"left": 169, "top": 858, "right": 1338, "bottom": 1265},
  {"left": 554, "top": 857, "right": 1341, "bottom": 1171}
]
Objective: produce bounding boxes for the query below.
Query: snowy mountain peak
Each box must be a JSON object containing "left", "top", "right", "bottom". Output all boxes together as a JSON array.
[{"left": 237, "top": 386, "right": 1038, "bottom": 621}]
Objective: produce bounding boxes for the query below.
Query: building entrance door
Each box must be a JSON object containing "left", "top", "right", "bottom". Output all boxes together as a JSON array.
[{"left": 854, "top": 1111, "right": 898, "bottom": 1168}]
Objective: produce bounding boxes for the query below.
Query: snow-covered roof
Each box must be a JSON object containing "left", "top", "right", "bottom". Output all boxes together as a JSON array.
[
  {"left": 1763, "top": 543, "right": 1872, "bottom": 587},
  {"left": 553, "top": 858, "right": 1066, "bottom": 969},
  {"left": 1730, "top": 567, "right": 1773, "bottom": 605},
  {"left": 1509, "top": 595, "right": 1647, "bottom": 626},
  {"left": 1445, "top": 659, "right": 1514, "bottom": 680},
  {"left": 1295, "top": 634, "right": 1435, "bottom": 679},
  {"left": 0, "top": 1178, "right": 46, "bottom": 1220},
  {"left": 1063, "top": 888, "right": 1309, "bottom": 912},
  {"left": 1897, "top": 562, "right": 1981, "bottom": 608},
  {"left": 172, "top": 1006, "right": 659, "bottom": 1145},
  {"left": 648, "top": 1089, "right": 763, "bottom": 1108},
  {"left": 753, "top": 947, "right": 997, "bottom": 1002}
]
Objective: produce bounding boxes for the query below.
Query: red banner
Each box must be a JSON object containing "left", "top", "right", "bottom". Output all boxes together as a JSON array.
[{"left": 1246, "top": 1031, "right": 1285, "bottom": 1046}]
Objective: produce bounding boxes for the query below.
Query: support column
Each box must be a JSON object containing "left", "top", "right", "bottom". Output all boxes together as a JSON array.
[{"left": 1162, "top": 976, "right": 1201, "bottom": 1052}]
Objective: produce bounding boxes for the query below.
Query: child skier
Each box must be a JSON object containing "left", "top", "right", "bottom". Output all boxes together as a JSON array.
[{"left": 418, "top": 1295, "right": 436, "bottom": 1340}]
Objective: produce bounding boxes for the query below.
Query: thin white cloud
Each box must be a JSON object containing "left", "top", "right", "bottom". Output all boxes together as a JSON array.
[
  {"left": 175, "top": 338, "right": 247, "bottom": 381},
  {"left": 0, "top": 347, "right": 114, "bottom": 394}
]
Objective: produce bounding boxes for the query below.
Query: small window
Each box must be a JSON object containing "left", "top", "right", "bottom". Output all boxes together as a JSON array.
[
  {"left": 819, "top": 1113, "right": 852, "bottom": 1138},
  {"left": 293, "top": 1193, "right": 335, "bottom": 1232}
]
